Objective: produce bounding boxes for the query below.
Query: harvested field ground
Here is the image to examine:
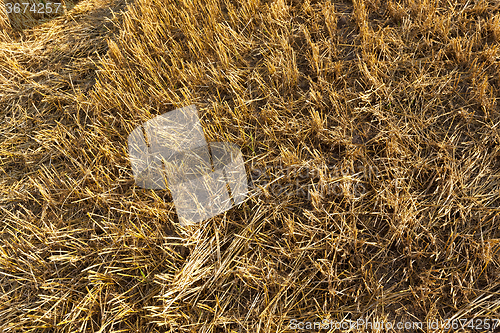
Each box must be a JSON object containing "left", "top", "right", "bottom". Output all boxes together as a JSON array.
[{"left": 1, "top": 0, "right": 500, "bottom": 332}]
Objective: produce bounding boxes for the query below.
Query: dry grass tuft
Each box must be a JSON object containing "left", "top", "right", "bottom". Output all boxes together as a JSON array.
[{"left": 1, "top": 0, "right": 500, "bottom": 331}]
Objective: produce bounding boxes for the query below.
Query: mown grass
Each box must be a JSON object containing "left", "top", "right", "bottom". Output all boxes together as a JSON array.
[{"left": 1, "top": 0, "right": 500, "bottom": 331}]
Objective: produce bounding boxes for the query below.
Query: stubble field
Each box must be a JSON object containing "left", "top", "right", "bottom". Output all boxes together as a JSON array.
[{"left": 1, "top": 0, "right": 500, "bottom": 331}]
